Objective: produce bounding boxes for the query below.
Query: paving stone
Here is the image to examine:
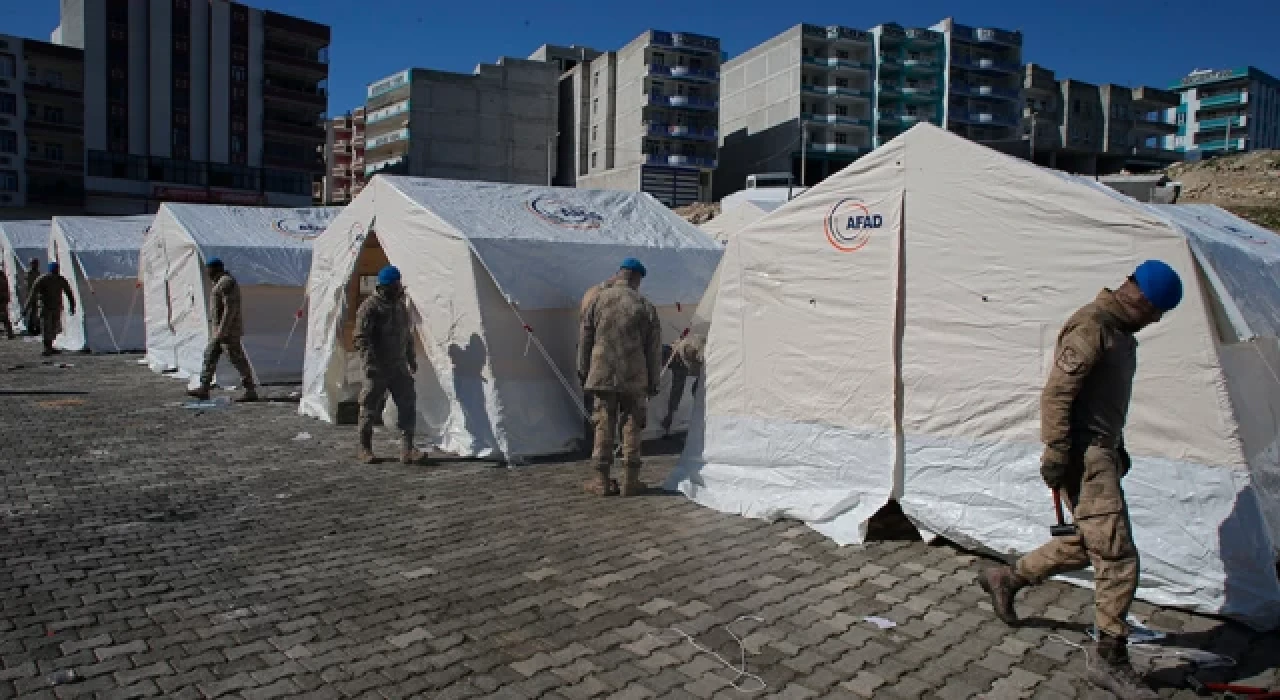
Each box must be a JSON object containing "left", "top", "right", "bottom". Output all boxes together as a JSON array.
[{"left": 840, "top": 671, "right": 886, "bottom": 698}]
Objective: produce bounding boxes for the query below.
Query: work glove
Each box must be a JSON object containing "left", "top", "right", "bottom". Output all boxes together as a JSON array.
[{"left": 1039, "top": 445, "right": 1071, "bottom": 490}]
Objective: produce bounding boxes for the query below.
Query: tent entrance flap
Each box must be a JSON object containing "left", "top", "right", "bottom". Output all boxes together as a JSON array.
[{"left": 343, "top": 234, "right": 389, "bottom": 352}]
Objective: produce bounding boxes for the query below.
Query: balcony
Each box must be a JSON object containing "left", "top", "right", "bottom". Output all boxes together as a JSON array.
[
  {"left": 950, "top": 110, "right": 1018, "bottom": 127},
  {"left": 366, "top": 100, "right": 410, "bottom": 127},
  {"left": 801, "top": 85, "right": 868, "bottom": 99},
  {"left": 24, "top": 79, "right": 82, "bottom": 98},
  {"left": 877, "top": 82, "right": 902, "bottom": 98},
  {"left": 650, "top": 31, "right": 720, "bottom": 55},
  {"left": 953, "top": 83, "right": 1019, "bottom": 101},
  {"left": 877, "top": 111, "right": 902, "bottom": 126},
  {"left": 263, "top": 46, "right": 328, "bottom": 77},
  {"left": 879, "top": 54, "right": 901, "bottom": 68},
  {"left": 958, "top": 57, "right": 1020, "bottom": 74},
  {"left": 1133, "top": 117, "right": 1178, "bottom": 134},
  {"left": 1199, "top": 92, "right": 1247, "bottom": 109},
  {"left": 25, "top": 117, "right": 84, "bottom": 135},
  {"left": 648, "top": 64, "right": 719, "bottom": 82},
  {"left": 807, "top": 142, "right": 863, "bottom": 155},
  {"left": 973, "top": 28, "right": 1022, "bottom": 47},
  {"left": 1199, "top": 115, "right": 1247, "bottom": 130},
  {"left": 903, "top": 58, "right": 939, "bottom": 73},
  {"left": 901, "top": 86, "right": 939, "bottom": 101},
  {"left": 905, "top": 28, "right": 942, "bottom": 45},
  {"left": 646, "top": 123, "right": 718, "bottom": 141},
  {"left": 828, "top": 26, "right": 871, "bottom": 44},
  {"left": 26, "top": 158, "right": 84, "bottom": 175},
  {"left": 1198, "top": 138, "right": 1247, "bottom": 152},
  {"left": 802, "top": 56, "right": 872, "bottom": 72},
  {"left": 802, "top": 112, "right": 870, "bottom": 127},
  {"left": 644, "top": 154, "right": 717, "bottom": 168},
  {"left": 263, "top": 82, "right": 327, "bottom": 109},
  {"left": 647, "top": 94, "right": 719, "bottom": 110},
  {"left": 366, "top": 127, "right": 409, "bottom": 151},
  {"left": 265, "top": 117, "right": 325, "bottom": 141}
]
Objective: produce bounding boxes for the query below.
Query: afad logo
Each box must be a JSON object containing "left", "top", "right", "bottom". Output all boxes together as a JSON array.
[
  {"left": 527, "top": 195, "right": 604, "bottom": 230},
  {"left": 272, "top": 216, "right": 329, "bottom": 240},
  {"left": 824, "top": 198, "right": 883, "bottom": 252}
]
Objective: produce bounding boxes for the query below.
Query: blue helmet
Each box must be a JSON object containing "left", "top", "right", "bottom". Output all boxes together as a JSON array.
[
  {"left": 620, "top": 257, "right": 647, "bottom": 278},
  {"left": 1133, "top": 260, "right": 1182, "bottom": 312},
  {"left": 377, "top": 265, "right": 402, "bottom": 286},
  {"left": 48, "top": 261, "right": 59, "bottom": 273},
  {"left": 206, "top": 256, "right": 224, "bottom": 267}
]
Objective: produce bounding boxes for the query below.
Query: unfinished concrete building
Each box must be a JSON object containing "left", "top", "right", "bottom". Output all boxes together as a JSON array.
[
  {"left": 934, "top": 18, "right": 1024, "bottom": 144},
  {"left": 567, "top": 30, "right": 721, "bottom": 207},
  {"left": 363, "top": 58, "right": 559, "bottom": 186},
  {"left": 528, "top": 44, "right": 602, "bottom": 188}
]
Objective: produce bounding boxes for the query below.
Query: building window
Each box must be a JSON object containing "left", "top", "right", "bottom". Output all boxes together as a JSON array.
[
  {"left": 592, "top": 125, "right": 598, "bottom": 142},
  {"left": 592, "top": 98, "right": 598, "bottom": 114},
  {"left": 652, "top": 53, "right": 664, "bottom": 67},
  {"left": 231, "top": 135, "right": 243, "bottom": 154},
  {"left": 837, "top": 50, "right": 849, "bottom": 60},
  {"left": 43, "top": 106, "right": 64, "bottom": 124},
  {"left": 0, "top": 93, "right": 14, "bottom": 115},
  {"left": 593, "top": 71, "right": 600, "bottom": 86},
  {"left": 836, "top": 78, "right": 848, "bottom": 88},
  {"left": 836, "top": 104, "right": 848, "bottom": 116},
  {"left": 27, "top": 65, "right": 36, "bottom": 80},
  {"left": 1072, "top": 99, "right": 1080, "bottom": 114},
  {"left": 0, "top": 170, "right": 17, "bottom": 191},
  {"left": 44, "top": 142, "right": 63, "bottom": 161},
  {"left": 0, "top": 130, "right": 15, "bottom": 154},
  {"left": 835, "top": 132, "right": 848, "bottom": 144},
  {"left": 591, "top": 151, "right": 598, "bottom": 168},
  {"left": 231, "top": 66, "right": 246, "bottom": 82},
  {"left": 0, "top": 53, "right": 14, "bottom": 79}
]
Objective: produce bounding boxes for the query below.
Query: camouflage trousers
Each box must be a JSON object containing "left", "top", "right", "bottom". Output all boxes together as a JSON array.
[
  {"left": 358, "top": 368, "right": 416, "bottom": 439},
  {"left": 591, "top": 391, "right": 646, "bottom": 472},
  {"left": 1015, "top": 446, "right": 1139, "bottom": 638},
  {"left": 199, "top": 336, "right": 256, "bottom": 388},
  {"left": 40, "top": 310, "right": 61, "bottom": 351}
]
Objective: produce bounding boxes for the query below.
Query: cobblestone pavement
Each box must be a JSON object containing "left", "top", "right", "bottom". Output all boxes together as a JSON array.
[{"left": 1, "top": 340, "right": 1277, "bottom": 700}]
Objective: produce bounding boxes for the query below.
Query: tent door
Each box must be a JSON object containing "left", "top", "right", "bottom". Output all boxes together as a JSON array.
[{"left": 343, "top": 233, "right": 389, "bottom": 352}]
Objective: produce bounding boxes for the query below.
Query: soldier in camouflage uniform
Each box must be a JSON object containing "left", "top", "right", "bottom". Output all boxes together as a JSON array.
[
  {"left": 577, "top": 271, "right": 621, "bottom": 450},
  {"left": 0, "top": 264, "right": 15, "bottom": 339},
  {"left": 661, "top": 332, "right": 705, "bottom": 435},
  {"left": 188, "top": 258, "right": 258, "bottom": 402},
  {"left": 354, "top": 265, "right": 423, "bottom": 465},
  {"left": 22, "top": 262, "right": 76, "bottom": 356},
  {"left": 577, "top": 258, "right": 662, "bottom": 497},
  {"left": 978, "top": 261, "right": 1183, "bottom": 700}
]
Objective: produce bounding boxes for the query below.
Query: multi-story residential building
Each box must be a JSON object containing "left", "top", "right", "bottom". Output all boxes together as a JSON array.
[
  {"left": 316, "top": 107, "right": 365, "bottom": 204},
  {"left": 872, "top": 23, "right": 946, "bottom": 147},
  {"left": 54, "top": 0, "right": 329, "bottom": 214},
  {"left": 529, "top": 44, "right": 602, "bottom": 188},
  {"left": 1019, "top": 64, "right": 1179, "bottom": 174},
  {"left": 0, "top": 34, "right": 85, "bottom": 214},
  {"left": 1166, "top": 67, "right": 1280, "bottom": 159},
  {"left": 568, "top": 30, "right": 721, "bottom": 207},
  {"left": 362, "top": 59, "right": 559, "bottom": 185},
  {"left": 933, "top": 18, "right": 1024, "bottom": 144}
]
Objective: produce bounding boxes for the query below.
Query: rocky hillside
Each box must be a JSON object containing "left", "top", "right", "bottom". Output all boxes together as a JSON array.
[
  {"left": 673, "top": 202, "right": 720, "bottom": 225},
  {"left": 1167, "top": 150, "right": 1280, "bottom": 231}
]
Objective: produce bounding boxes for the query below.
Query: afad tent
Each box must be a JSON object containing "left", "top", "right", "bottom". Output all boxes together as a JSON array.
[
  {"left": 667, "top": 123, "right": 1280, "bottom": 629},
  {"left": 699, "top": 200, "right": 781, "bottom": 245},
  {"left": 301, "top": 176, "right": 722, "bottom": 461},
  {"left": 49, "top": 215, "right": 152, "bottom": 353},
  {"left": 142, "top": 204, "right": 342, "bottom": 386},
  {"left": 0, "top": 220, "right": 50, "bottom": 330}
]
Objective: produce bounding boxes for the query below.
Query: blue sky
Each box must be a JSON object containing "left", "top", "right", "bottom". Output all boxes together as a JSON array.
[{"left": 7, "top": 0, "right": 1279, "bottom": 114}]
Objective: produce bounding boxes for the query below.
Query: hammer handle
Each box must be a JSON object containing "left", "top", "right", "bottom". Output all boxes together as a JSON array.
[{"left": 1052, "top": 489, "right": 1067, "bottom": 526}]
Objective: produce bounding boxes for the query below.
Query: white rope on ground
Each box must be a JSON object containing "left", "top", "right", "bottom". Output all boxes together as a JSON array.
[
  {"left": 1046, "top": 633, "right": 1237, "bottom": 674},
  {"left": 648, "top": 616, "right": 767, "bottom": 693}
]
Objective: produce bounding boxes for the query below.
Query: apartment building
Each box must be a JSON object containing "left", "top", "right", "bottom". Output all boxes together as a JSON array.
[
  {"left": 0, "top": 34, "right": 85, "bottom": 215},
  {"left": 1020, "top": 64, "right": 1179, "bottom": 174},
  {"left": 872, "top": 23, "right": 946, "bottom": 147},
  {"left": 55, "top": 0, "right": 329, "bottom": 214},
  {"left": 568, "top": 30, "right": 722, "bottom": 207},
  {"left": 316, "top": 107, "right": 365, "bottom": 205},
  {"left": 934, "top": 18, "right": 1024, "bottom": 144},
  {"left": 1166, "top": 67, "right": 1280, "bottom": 159},
  {"left": 362, "top": 59, "right": 559, "bottom": 185},
  {"left": 529, "top": 44, "right": 601, "bottom": 188}
]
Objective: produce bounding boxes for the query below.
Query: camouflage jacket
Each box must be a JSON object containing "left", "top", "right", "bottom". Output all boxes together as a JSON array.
[
  {"left": 354, "top": 288, "right": 415, "bottom": 371},
  {"left": 23, "top": 273, "right": 75, "bottom": 317},
  {"left": 578, "top": 279, "right": 662, "bottom": 396},
  {"left": 209, "top": 273, "right": 245, "bottom": 339},
  {"left": 670, "top": 333, "right": 706, "bottom": 375},
  {"left": 1041, "top": 289, "right": 1140, "bottom": 451}
]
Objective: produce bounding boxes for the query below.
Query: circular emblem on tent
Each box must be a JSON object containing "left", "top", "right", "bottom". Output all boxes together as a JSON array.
[
  {"left": 527, "top": 196, "right": 604, "bottom": 230},
  {"left": 824, "top": 199, "right": 882, "bottom": 253},
  {"left": 272, "top": 217, "right": 328, "bottom": 240}
]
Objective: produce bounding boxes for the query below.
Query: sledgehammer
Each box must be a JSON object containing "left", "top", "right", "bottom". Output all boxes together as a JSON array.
[{"left": 1051, "top": 489, "right": 1078, "bottom": 538}]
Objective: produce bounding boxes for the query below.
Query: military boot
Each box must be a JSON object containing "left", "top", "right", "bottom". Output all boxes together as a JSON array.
[
  {"left": 978, "top": 566, "right": 1028, "bottom": 626},
  {"left": 237, "top": 383, "right": 259, "bottom": 403},
  {"left": 620, "top": 466, "right": 648, "bottom": 497},
  {"left": 583, "top": 469, "right": 619, "bottom": 496},
  {"left": 186, "top": 384, "right": 211, "bottom": 401},
  {"left": 357, "top": 425, "right": 376, "bottom": 464},
  {"left": 1087, "top": 634, "right": 1158, "bottom": 699},
  {"left": 400, "top": 434, "right": 424, "bottom": 465}
]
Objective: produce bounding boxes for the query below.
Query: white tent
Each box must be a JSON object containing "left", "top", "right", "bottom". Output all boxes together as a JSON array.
[
  {"left": 301, "top": 176, "right": 723, "bottom": 460},
  {"left": 142, "top": 204, "right": 342, "bottom": 386},
  {"left": 49, "top": 215, "right": 152, "bottom": 353},
  {"left": 0, "top": 220, "right": 50, "bottom": 330},
  {"left": 667, "top": 124, "right": 1280, "bottom": 629},
  {"left": 700, "top": 200, "right": 781, "bottom": 245}
]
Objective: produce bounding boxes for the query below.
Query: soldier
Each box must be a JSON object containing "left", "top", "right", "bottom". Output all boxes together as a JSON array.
[
  {"left": 23, "top": 257, "right": 41, "bottom": 336},
  {"left": 187, "top": 258, "right": 258, "bottom": 402},
  {"left": 577, "top": 270, "right": 621, "bottom": 450},
  {"left": 978, "top": 261, "right": 1183, "bottom": 700},
  {"left": 578, "top": 258, "right": 662, "bottom": 497},
  {"left": 661, "top": 332, "right": 705, "bottom": 435},
  {"left": 22, "top": 262, "right": 76, "bottom": 356},
  {"left": 0, "top": 264, "right": 15, "bottom": 339},
  {"left": 354, "top": 265, "right": 423, "bottom": 465}
]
